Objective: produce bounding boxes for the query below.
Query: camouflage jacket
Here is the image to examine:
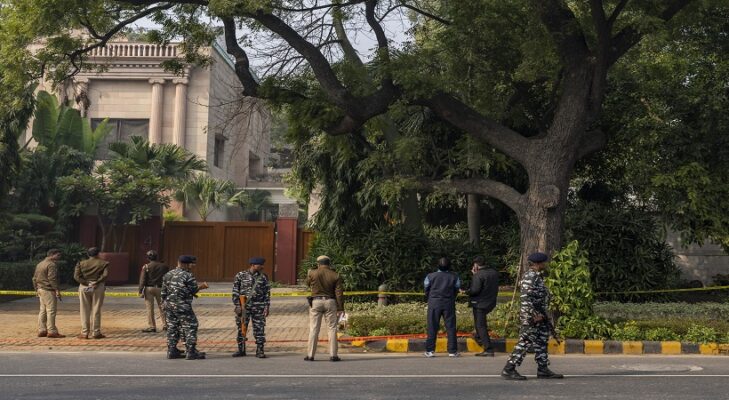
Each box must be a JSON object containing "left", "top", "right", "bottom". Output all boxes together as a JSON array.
[
  {"left": 518, "top": 269, "right": 550, "bottom": 325},
  {"left": 161, "top": 268, "right": 200, "bottom": 307},
  {"left": 232, "top": 270, "right": 271, "bottom": 308}
]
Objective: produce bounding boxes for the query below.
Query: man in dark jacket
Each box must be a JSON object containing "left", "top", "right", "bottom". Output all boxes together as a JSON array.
[
  {"left": 463, "top": 256, "right": 499, "bottom": 356},
  {"left": 424, "top": 257, "right": 461, "bottom": 358},
  {"left": 138, "top": 250, "right": 169, "bottom": 333}
]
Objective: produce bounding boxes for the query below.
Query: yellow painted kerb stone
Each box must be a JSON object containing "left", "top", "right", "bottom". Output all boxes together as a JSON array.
[
  {"left": 623, "top": 341, "right": 643, "bottom": 355},
  {"left": 700, "top": 343, "right": 718, "bottom": 355},
  {"left": 435, "top": 338, "right": 448, "bottom": 353},
  {"left": 584, "top": 340, "right": 604, "bottom": 354},
  {"left": 505, "top": 339, "right": 517, "bottom": 352},
  {"left": 385, "top": 339, "right": 409, "bottom": 352},
  {"left": 661, "top": 341, "right": 682, "bottom": 355},
  {"left": 548, "top": 339, "right": 565, "bottom": 355},
  {"left": 466, "top": 338, "right": 484, "bottom": 353}
]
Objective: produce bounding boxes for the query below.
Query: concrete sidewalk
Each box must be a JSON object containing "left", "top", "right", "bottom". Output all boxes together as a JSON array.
[{"left": 0, "top": 283, "right": 335, "bottom": 353}]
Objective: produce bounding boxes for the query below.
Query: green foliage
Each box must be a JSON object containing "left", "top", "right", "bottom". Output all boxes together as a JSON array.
[
  {"left": 0, "top": 261, "right": 37, "bottom": 290},
  {"left": 594, "top": 302, "right": 729, "bottom": 321},
  {"left": 174, "top": 174, "right": 236, "bottom": 221},
  {"left": 163, "top": 209, "right": 186, "bottom": 222},
  {"left": 301, "top": 223, "right": 497, "bottom": 292},
  {"left": 0, "top": 84, "right": 35, "bottom": 208},
  {"left": 643, "top": 327, "right": 680, "bottom": 342},
  {"left": 109, "top": 135, "right": 207, "bottom": 182},
  {"left": 545, "top": 241, "right": 614, "bottom": 339},
  {"left": 228, "top": 189, "right": 275, "bottom": 221},
  {"left": 566, "top": 201, "right": 680, "bottom": 299},
  {"left": 344, "top": 302, "right": 474, "bottom": 337},
  {"left": 611, "top": 321, "right": 643, "bottom": 341}
]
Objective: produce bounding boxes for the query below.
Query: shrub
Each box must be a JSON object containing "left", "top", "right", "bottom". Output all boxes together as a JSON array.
[
  {"left": 566, "top": 202, "right": 680, "bottom": 299},
  {"left": 644, "top": 327, "right": 679, "bottom": 341},
  {"left": 594, "top": 302, "right": 729, "bottom": 321},
  {"left": 682, "top": 325, "right": 719, "bottom": 344},
  {"left": 611, "top": 321, "right": 643, "bottom": 341},
  {"left": 0, "top": 261, "right": 37, "bottom": 290}
]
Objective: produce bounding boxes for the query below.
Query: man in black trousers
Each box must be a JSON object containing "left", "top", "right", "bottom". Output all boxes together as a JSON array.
[
  {"left": 462, "top": 256, "right": 499, "bottom": 356},
  {"left": 423, "top": 257, "right": 462, "bottom": 358}
]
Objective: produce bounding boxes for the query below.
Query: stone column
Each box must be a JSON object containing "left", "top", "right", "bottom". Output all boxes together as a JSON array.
[
  {"left": 75, "top": 77, "right": 90, "bottom": 117},
  {"left": 172, "top": 77, "right": 188, "bottom": 148},
  {"left": 149, "top": 78, "right": 165, "bottom": 144}
]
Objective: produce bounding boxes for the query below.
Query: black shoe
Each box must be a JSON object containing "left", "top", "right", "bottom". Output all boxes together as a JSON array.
[
  {"left": 537, "top": 367, "right": 564, "bottom": 379},
  {"left": 186, "top": 347, "right": 206, "bottom": 360},
  {"left": 255, "top": 345, "right": 266, "bottom": 358},
  {"left": 330, "top": 356, "right": 341, "bottom": 362},
  {"left": 475, "top": 350, "right": 495, "bottom": 357},
  {"left": 232, "top": 344, "right": 246, "bottom": 357},
  {"left": 501, "top": 364, "right": 527, "bottom": 381},
  {"left": 304, "top": 356, "right": 314, "bottom": 361},
  {"left": 167, "top": 348, "right": 184, "bottom": 359},
  {"left": 142, "top": 328, "right": 156, "bottom": 333}
]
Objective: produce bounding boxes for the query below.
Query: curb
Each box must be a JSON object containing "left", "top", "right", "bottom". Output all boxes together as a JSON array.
[{"left": 348, "top": 338, "right": 729, "bottom": 355}]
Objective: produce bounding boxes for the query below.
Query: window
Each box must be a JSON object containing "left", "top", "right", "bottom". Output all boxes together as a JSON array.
[
  {"left": 91, "top": 119, "right": 150, "bottom": 159},
  {"left": 214, "top": 135, "right": 226, "bottom": 168}
]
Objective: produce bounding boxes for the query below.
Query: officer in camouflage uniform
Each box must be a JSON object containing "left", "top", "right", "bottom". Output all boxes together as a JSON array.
[
  {"left": 161, "top": 255, "right": 209, "bottom": 360},
  {"left": 231, "top": 257, "right": 271, "bottom": 358},
  {"left": 502, "top": 252, "right": 563, "bottom": 380}
]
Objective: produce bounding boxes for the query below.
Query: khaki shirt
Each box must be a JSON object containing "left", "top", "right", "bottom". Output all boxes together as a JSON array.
[
  {"left": 138, "top": 261, "right": 169, "bottom": 291},
  {"left": 306, "top": 266, "right": 344, "bottom": 311},
  {"left": 74, "top": 257, "right": 109, "bottom": 286},
  {"left": 33, "top": 257, "right": 59, "bottom": 291}
]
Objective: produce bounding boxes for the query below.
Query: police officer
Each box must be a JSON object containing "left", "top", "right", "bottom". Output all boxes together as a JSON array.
[
  {"left": 502, "top": 252, "right": 563, "bottom": 380},
  {"left": 231, "top": 257, "right": 271, "bottom": 358},
  {"left": 138, "top": 250, "right": 169, "bottom": 333},
  {"left": 462, "top": 255, "right": 499, "bottom": 356},
  {"left": 161, "top": 255, "right": 209, "bottom": 360},
  {"left": 73, "top": 247, "right": 109, "bottom": 339},
  {"left": 423, "top": 257, "right": 461, "bottom": 358}
]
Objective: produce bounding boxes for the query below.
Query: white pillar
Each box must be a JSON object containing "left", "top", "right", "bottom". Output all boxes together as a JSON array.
[
  {"left": 75, "top": 77, "right": 90, "bottom": 117},
  {"left": 149, "top": 78, "right": 165, "bottom": 144},
  {"left": 172, "top": 77, "right": 188, "bottom": 148}
]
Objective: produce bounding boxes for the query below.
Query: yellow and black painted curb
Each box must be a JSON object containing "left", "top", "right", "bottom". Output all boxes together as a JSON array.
[
  {"left": 347, "top": 337, "right": 729, "bottom": 356},
  {"left": 0, "top": 290, "right": 516, "bottom": 298}
]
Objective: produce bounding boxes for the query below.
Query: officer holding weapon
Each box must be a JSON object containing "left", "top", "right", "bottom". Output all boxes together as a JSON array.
[{"left": 231, "top": 257, "right": 271, "bottom": 358}]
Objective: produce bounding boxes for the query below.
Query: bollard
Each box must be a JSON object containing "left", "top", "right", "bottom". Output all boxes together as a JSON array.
[{"left": 377, "top": 284, "right": 389, "bottom": 306}]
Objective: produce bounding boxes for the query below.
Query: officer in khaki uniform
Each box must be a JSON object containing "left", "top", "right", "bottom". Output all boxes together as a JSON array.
[
  {"left": 32, "top": 249, "right": 65, "bottom": 338},
  {"left": 305, "top": 255, "right": 344, "bottom": 362},
  {"left": 73, "top": 247, "right": 109, "bottom": 339},
  {"left": 138, "top": 250, "right": 169, "bottom": 333}
]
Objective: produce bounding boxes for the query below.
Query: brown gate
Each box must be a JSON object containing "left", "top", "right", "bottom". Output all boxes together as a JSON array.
[{"left": 162, "top": 221, "right": 275, "bottom": 281}]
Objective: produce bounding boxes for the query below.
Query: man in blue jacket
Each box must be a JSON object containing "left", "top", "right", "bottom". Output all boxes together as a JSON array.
[{"left": 424, "top": 257, "right": 461, "bottom": 357}]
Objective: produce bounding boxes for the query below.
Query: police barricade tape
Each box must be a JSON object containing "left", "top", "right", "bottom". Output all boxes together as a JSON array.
[{"left": 595, "top": 285, "right": 729, "bottom": 296}]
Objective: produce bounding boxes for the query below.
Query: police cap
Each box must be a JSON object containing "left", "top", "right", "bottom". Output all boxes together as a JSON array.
[
  {"left": 249, "top": 257, "right": 265, "bottom": 265},
  {"left": 179, "top": 255, "right": 197, "bottom": 264},
  {"left": 527, "top": 252, "right": 549, "bottom": 263}
]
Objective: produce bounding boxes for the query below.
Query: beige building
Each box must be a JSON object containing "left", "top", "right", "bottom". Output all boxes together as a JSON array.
[{"left": 27, "top": 40, "right": 293, "bottom": 221}]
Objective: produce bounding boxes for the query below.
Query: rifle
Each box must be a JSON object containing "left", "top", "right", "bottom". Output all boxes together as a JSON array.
[
  {"left": 545, "top": 313, "right": 562, "bottom": 345},
  {"left": 239, "top": 295, "right": 248, "bottom": 338}
]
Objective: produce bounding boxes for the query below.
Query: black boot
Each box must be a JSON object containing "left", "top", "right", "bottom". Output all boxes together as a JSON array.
[
  {"left": 232, "top": 342, "right": 246, "bottom": 357},
  {"left": 537, "top": 367, "right": 564, "bottom": 379},
  {"left": 167, "top": 347, "right": 184, "bottom": 359},
  {"left": 255, "top": 344, "right": 266, "bottom": 358},
  {"left": 501, "top": 363, "right": 527, "bottom": 380},
  {"left": 186, "top": 346, "right": 206, "bottom": 360}
]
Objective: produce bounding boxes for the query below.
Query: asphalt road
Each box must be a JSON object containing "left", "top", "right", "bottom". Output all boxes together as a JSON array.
[{"left": 1, "top": 352, "right": 727, "bottom": 399}]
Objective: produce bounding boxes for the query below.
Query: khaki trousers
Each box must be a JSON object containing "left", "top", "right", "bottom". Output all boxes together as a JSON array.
[
  {"left": 79, "top": 283, "right": 105, "bottom": 335},
  {"left": 37, "top": 289, "right": 58, "bottom": 334},
  {"left": 143, "top": 286, "right": 166, "bottom": 329},
  {"left": 306, "top": 298, "right": 338, "bottom": 358}
]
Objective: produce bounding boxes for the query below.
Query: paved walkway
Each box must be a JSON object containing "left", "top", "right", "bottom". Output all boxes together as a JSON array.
[{"left": 0, "top": 283, "right": 344, "bottom": 353}]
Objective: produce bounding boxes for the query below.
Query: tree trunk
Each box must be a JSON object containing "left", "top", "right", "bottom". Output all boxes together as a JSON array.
[{"left": 467, "top": 194, "right": 480, "bottom": 246}]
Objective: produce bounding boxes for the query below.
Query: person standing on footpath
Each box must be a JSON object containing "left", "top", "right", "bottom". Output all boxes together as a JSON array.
[
  {"left": 73, "top": 247, "right": 109, "bottom": 339},
  {"left": 138, "top": 250, "right": 169, "bottom": 333},
  {"left": 423, "top": 257, "right": 462, "bottom": 358},
  {"left": 161, "top": 255, "right": 209, "bottom": 360},
  {"left": 305, "top": 255, "right": 344, "bottom": 362},
  {"left": 32, "top": 249, "right": 65, "bottom": 338},
  {"left": 502, "top": 252, "right": 563, "bottom": 380},
  {"left": 462, "top": 256, "right": 499, "bottom": 356},
  {"left": 231, "top": 257, "right": 271, "bottom": 358}
]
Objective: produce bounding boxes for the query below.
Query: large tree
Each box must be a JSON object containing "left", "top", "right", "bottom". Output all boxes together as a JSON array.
[{"left": 1, "top": 0, "right": 708, "bottom": 271}]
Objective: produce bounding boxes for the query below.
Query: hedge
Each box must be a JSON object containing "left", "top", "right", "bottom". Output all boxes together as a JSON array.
[{"left": 0, "top": 261, "right": 37, "bottom": 290}]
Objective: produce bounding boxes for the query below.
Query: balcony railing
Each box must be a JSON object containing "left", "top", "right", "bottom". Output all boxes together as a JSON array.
[{"left": 89, "top": 43, "right": 179, "bottom": 58}]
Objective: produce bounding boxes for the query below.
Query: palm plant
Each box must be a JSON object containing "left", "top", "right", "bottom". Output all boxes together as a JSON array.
[
  {"left": 174, "top": 174, "right": 237, "bottom": 221},
  {"left": 109, "top": 135, "right": 207, "bottom": 182},
  {"left": 31, "top": 90, "right": 111, "bottom": 155},
  {"left": 229, "top": 189, "right": 275, "bottom": 221}
]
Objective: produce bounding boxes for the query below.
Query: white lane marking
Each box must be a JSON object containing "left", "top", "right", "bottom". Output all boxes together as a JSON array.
[{"left": 0, "top": 374, "right": 728, "bottom": 378}]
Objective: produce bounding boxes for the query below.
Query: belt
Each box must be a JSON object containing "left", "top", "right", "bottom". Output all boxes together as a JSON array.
[
  {"left": 312, "top": 296, "right": 332, "bottom": 300},
  {"left": 145, "top": 285, "right": 162, "bottom": 288}
]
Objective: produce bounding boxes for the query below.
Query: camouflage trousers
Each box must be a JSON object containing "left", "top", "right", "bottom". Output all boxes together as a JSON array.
[
  {"left": 235, "top": 303, "right": 267, "bottom": 346},
  {"left": 166, "top": 306, "right": 199, "bottom": 351},
  {"left": 507, "top": 323, "right": 550, "bottom": 368}
]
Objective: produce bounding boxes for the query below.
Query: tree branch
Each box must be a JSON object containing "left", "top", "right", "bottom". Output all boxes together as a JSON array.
[
  {"left": 418, "top": 92, "right": 530, "bottom": 165},
  {"left": 530, "top": 0, "right": 590, "bottom": 62},
  {"left": 608, "top": 0, "right": 695, "bottom": 65},
  {"left": 606, "top": 0, "right": 629, "bottom": 30},
  {"left": 576, "top": 129, "right": 607, "bottom": 160},
  {"left": 398, "top": 2, "right": 451, "bottom": 25},
  {"left": 421, "top": 178, "right": 524, "bottom": 213},
  {"left": 221, "top": 17, "right": 259, "bottom": 96}
]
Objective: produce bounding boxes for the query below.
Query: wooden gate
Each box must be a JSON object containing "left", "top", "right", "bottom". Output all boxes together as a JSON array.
[{"left": 162, "top": 221, "right": 275, "bottom": 281}]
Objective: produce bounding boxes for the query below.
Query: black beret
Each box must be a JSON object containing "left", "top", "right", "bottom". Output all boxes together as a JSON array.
[
  {"left": 249, "top": 257, "right": 265, "bottom": 265},
  {"left": 179, "top": 255, "right": 197, "bottom": 264},
  {"left": 527, "top": 252, "right": 549, "bottom": 263}
]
